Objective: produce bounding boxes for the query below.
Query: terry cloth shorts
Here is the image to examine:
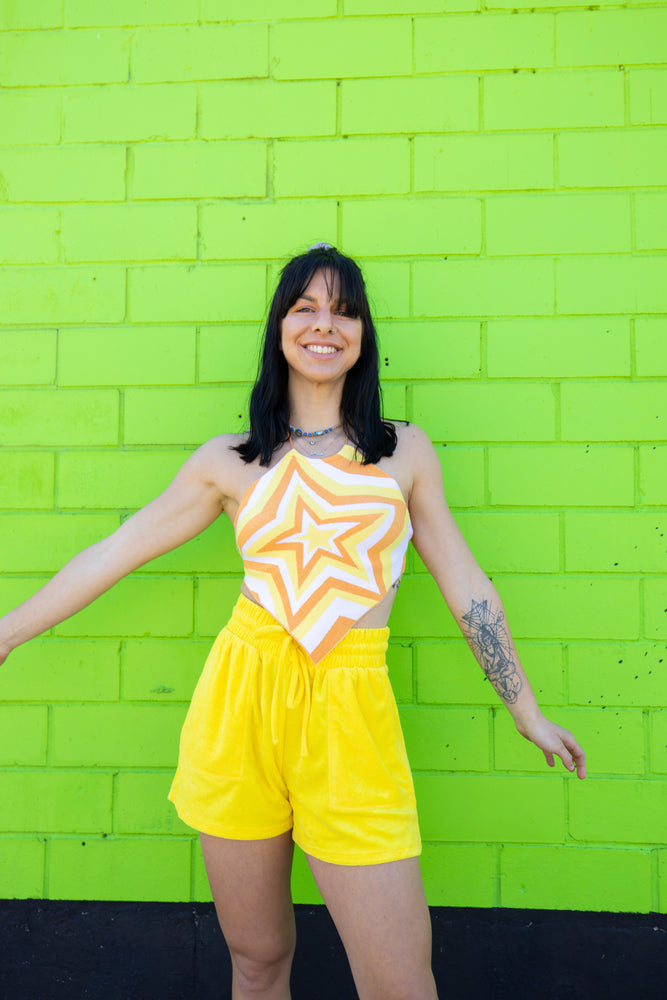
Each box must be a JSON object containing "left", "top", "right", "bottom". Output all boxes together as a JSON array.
[{"left": 168, "top": 595, "right": 421, "bottom": 866}]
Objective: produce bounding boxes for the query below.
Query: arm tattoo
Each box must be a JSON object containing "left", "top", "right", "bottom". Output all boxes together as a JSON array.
[
  {"left": 391, "top": 575, "right": 402, "bottom": 592},
  {"left": 461, "top": 599, "right": 523, "bottom": 705}
]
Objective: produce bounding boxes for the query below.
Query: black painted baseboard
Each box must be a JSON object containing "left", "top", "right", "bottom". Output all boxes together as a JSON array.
[{"left": 1, "top": 900, "right": 665, "bottom": 999}]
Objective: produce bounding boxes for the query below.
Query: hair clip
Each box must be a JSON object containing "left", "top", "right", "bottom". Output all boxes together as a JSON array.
[{"left": 308, "top": 242, "right": 334, "bottom": 252}]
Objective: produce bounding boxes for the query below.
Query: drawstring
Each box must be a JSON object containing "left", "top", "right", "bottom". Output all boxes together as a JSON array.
[{"left": 253, "top": 625, "right": 313, "bottom": 757}]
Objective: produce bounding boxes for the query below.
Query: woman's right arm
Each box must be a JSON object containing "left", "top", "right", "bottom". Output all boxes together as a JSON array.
[{"left": 0, "top": 437, "right": 233, "bottom": 661}]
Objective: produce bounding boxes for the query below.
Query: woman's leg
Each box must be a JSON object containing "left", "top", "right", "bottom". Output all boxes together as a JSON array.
[
  {"left": 200, "top": 830, "right": 296, "bottom": 1000},
  {"left": 306, "top": 854, "right": 438, "bottom": 1000}
]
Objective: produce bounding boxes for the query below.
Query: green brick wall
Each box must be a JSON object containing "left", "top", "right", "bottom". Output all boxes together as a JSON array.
[{"left": 0, "top": 1, "right": 665, "bottom": 914}]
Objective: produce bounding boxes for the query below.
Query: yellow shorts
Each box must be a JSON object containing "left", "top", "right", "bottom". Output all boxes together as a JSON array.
[{"left": 168, "top": 596, "right": 421, "bottom": 866}]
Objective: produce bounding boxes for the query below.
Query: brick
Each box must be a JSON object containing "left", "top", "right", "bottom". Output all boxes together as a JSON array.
[
  {"left": 200, "top": 325, "right": 263, "bottom": 383},
  {"left": 651, "top": 711, "right": 667, "bottom": 774},
  {"left": 556, "top": 9, "right": 667, "bottom": 67},
  {"left": 201, "top": 201, "right": 337, "bottom": 260},
  {"left": 630, "top": 69, "right": 667, "bottom": 125},
  {"left": 419, "top": 844, "right": 495, "bottom": 908},
  {"left": 495, "top": 707, "right": 645, "bottom": 776},
  {"left": 640, "top": 445, "right": 667, "bottom": 504},
  {"left": 566, "top": 513, "right": 667, "bottom": 573},
  {"left": 123, "top": 387, "right": 249, "bottom": 445},
  {"left": 0, "top": 389, "right": 119, "bottom": 446},
  {"left": 115, "top": 773, "right": 191, "bottom": 834},
  {"left": 0, "top": 578, "right": 45, "bottom": 618},
  {"left": 0, "top": 0, "right": 62, "bottom": 29},
  {"left": 387, "top": 642, "right": 413, "bottom": 704},
  {"left": 200, "top": 80, "right": 336, "bottom": 139},
  {"left": 0, "top": 29, "right": 129, "bottom": 86},
  {"left": 570, "top": 779, "right": 667, "bottom": 843},
  {"left": 63, "top": 204, "right": 196, "bottom": 263},
  {"left": 437, "top": 446, "right": 485, "bottom": 508},
  {"left": 203, "top": 0, "right": 336, "bottom": 17},
  {"left": 346, "top": 0, "right": 477, "bottom": 11},
  {"left": 0, "top": 453, "right": 54, "bottom": 509},
  {"left": 0, "top": 146, "right": 125, "bottom": 202},
  {"left": 0, "top": 772, "right": 111, "bottom": 833},
  {"left": 415, "top": 13, "right": 554, "bottom": 73},
  {"left": 134, "top": 24, "right": 268, "bottom": 83},
  {"left": 274, "top": 137, "right": 410, "bottom": 197},
  {"left": 0, "top": 513, "right": 119, "bottom": 572},
  {"left": 500, "top": 846, "right": 652, "bottom": 912},
  {"left": 197, "top": 577, "right": 252, "bottom": 637},
  {"left": 489, "top": 445, "right": 634, "bottom": 506},
  {"left": 377, "top": 321, "right": 480, "bottom": 381},
  {"left": 342, "top": 76, "right": 478, "bottom": 134},
  {"left": 66, "top": 0, "right": 200, "bottom": 26},
  {"left": 487, "top": 319, "right": 630, "bottom": 377},
  {"left": 48, "top": 838, "right": 191, "bottom": 901},
  {"left": 659, "top": 851, "right": 667, "bottom": 915},
  {"left": 0, "top": 90, "right": 60, "bottom": 145},
  {"left": 128, "top": 264, "right": 265, "bottom": 323},
  {"left": 146, "top": 516, "right": 238, "bottom": 575},
  {"left": 64, "top": 84, "right": 196, "bottom": 142},
  {"left": 344, "top": 198, "right": 481, "bottom": 256},
  {"left": 272, "top": 19, "right": 411, "bottom": 79},
  {"left": 0, "top": 267, "right": 124, "bottom": 325},
  {"left": 417, "top": 641, "right": 565, "bottom": 706},
  {"left": 54, "top": 579, "right": 194, "bottom": 637},
  {"left": 415, "top": 774, "right": 565, "bottom": 842},
  {"left": 289, "top": 849, "right": 320, "bottom": 906},
  {"left": 485, "top": 68, "right": 623, "bottom": 130},
  {"left": 486, "top": 194, "right": 630, "bottom": 255},
  {"left": 0, "top": 839, "right": 44, "bottom": 899},
  {"left": 52, "top": 705, "right": 185, "bottom": 766},
  {"left": 559, "top": 130, "right": 667, "bottom": 188},
  {"left": 121, "top": 640, "right": 211, "bottom": 702},
  {"left": 561, "top": 383, "right": 665, "bottom": 442},
  {"left": 411, "top": 383, "right": 555, "bottom": 442},
  {"left": 0, "top": 640, "right": 119, "bottom": 702},
  {"left": 391, "top": 577, "right": 460, "bottom": 639},
  {"left": 0, "top": 706, "right": 47, "bottom": 764},
  {"left": 635, "top": 193, "right": 667, "bottom": 252},
  {"left": 498, "top": 577, "right": 640, "bottom": 640},
  {"left": 559, "top": 256, "right": 667, "bottom": 315},
  {"left": 132, "top": 141, "right": 266, "bottom": 199},
  {"left": 362, "top": 261, "right": 410, "bottom": 319},
  {"left": 414, "top": 259, "right": 554, "bottom": 317},
  {"left": 645, "top": 579, "right": 667, "bottom": 640},
  {"left": 59, "top": 327, "right": 196, "bottom": 386},
  {"left": 452, "top": 512, "right": 560, "bottom": 573},
  {"left": 415, "top": 134, "right": 553, "bottom": 192},
  {"left": 1, "top": 330, "right": 57, "bottom": 385},
  {"left": 57, "top": 450, "right": 187, "bottom": 509},
  {"left": 636, "top": 320, "right": 667, "bottom": 378},
  {"left": 381, "top": 382, "right": 407, "bottom": 420},
  {"left": 568, "top": 642, "right": 667, "bottom": 708},
  {"left": 400, "top": 706, "right": 490, "bottom": 770}
]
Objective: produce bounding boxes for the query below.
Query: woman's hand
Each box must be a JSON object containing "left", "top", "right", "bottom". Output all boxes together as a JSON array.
[{"left": 517, "top": 713, "right": 587, "bottom": 779}]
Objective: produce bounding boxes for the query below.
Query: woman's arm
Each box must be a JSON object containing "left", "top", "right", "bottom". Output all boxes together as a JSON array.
[
  {"left": 405, "top": 425, "right": 586, "bottom": 779},
  {"left": 0, "top": 437, "right": 233, "bottom": 660}
]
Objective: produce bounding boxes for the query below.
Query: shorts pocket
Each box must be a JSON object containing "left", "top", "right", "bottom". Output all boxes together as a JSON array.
[
  {"left": 327, "top": 668, "right": 416, "bottom": 813},
  {"left": 177, "top": 632, "right": 254, "bottom": 780}
]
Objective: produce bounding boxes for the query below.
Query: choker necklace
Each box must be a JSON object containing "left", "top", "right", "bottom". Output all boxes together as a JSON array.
[{"left": 289, "top": 423, "right": 341, "bottom": 443}]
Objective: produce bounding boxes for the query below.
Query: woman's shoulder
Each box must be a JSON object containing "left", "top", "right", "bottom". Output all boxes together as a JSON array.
[{"left": 387, "top": 420, "right": 435, "bottom": 458}]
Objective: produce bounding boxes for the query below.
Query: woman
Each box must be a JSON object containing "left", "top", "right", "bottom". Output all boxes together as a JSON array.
[{"left": 0, "top": 244, "right": 585, "bottom": 1000}]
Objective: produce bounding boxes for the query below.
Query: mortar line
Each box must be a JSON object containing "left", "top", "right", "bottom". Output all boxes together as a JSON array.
[{"left": 335, "top": 79, "right": 342, "bottom": 136}]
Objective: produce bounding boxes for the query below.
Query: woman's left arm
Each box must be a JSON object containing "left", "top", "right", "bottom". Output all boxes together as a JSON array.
[{"left": 405, "top": 425, "right": 586, "bottom": 779}]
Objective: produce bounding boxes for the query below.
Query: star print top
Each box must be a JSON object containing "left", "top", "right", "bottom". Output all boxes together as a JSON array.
[{"left": 234, "top": 443, "right": 412, "bottom": 663}]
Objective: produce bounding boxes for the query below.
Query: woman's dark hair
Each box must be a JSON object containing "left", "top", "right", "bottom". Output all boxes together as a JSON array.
[{"left": 234, "top": 245, "right": 397, "bottom": 466}]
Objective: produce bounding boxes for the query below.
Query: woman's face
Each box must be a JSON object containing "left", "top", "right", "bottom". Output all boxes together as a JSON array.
[{"left": 280, "top": 269, "right": 363, "bottom": 390}]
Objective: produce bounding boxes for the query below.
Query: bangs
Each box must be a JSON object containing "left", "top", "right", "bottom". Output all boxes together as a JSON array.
[{"left": 276, "top": 248, "right": 368, "bottom": 320}]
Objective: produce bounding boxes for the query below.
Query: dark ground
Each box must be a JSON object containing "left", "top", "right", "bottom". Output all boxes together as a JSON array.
[{"left": 1, "top": 901, "right": 665, "bottom": 999}]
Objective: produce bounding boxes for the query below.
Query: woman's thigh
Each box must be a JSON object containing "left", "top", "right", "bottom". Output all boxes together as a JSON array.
[
  {"left": 200, "top": 830, "right": 296, "bottom": 965},
  {"left": 306, "top": 853, "right": 438, "bottom": 1000}
]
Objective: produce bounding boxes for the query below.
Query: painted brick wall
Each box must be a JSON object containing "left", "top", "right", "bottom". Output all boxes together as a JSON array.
[{"left": 0, "top": 1, "right": 665, "bottom": 914}]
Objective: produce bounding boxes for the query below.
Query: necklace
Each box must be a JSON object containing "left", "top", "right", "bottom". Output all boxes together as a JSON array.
[{"left": 289, "top": 423, "right": 343, "bottom": 458}]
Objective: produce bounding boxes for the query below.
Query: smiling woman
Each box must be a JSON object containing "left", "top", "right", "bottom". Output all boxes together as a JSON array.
[{"left": 0, "top": 244, "right": 585, "bottom": 1000}]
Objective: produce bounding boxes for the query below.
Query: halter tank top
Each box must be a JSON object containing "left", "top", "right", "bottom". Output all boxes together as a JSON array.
[{"left": 233, "top": 443, "right": 412, "bottom": 663}]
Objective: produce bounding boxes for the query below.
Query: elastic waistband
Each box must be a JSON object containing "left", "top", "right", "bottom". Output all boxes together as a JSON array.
[{"left": 225, "top": 595, "right": 389, "bottom": 667}]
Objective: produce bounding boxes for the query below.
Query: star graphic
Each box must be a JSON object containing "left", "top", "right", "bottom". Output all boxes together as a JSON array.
[{"left": 278, "top": 508, "right": 354, "bottom": 568}]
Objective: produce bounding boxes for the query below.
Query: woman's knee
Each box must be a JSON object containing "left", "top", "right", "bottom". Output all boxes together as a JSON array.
[{"left": 230, "top": 932, "right": 296, "bottom": 995}]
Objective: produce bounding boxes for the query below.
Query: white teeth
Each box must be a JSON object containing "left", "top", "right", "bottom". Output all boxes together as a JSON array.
[{"left": 306, "top": 345, "right": 338, "bottom": 354}]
